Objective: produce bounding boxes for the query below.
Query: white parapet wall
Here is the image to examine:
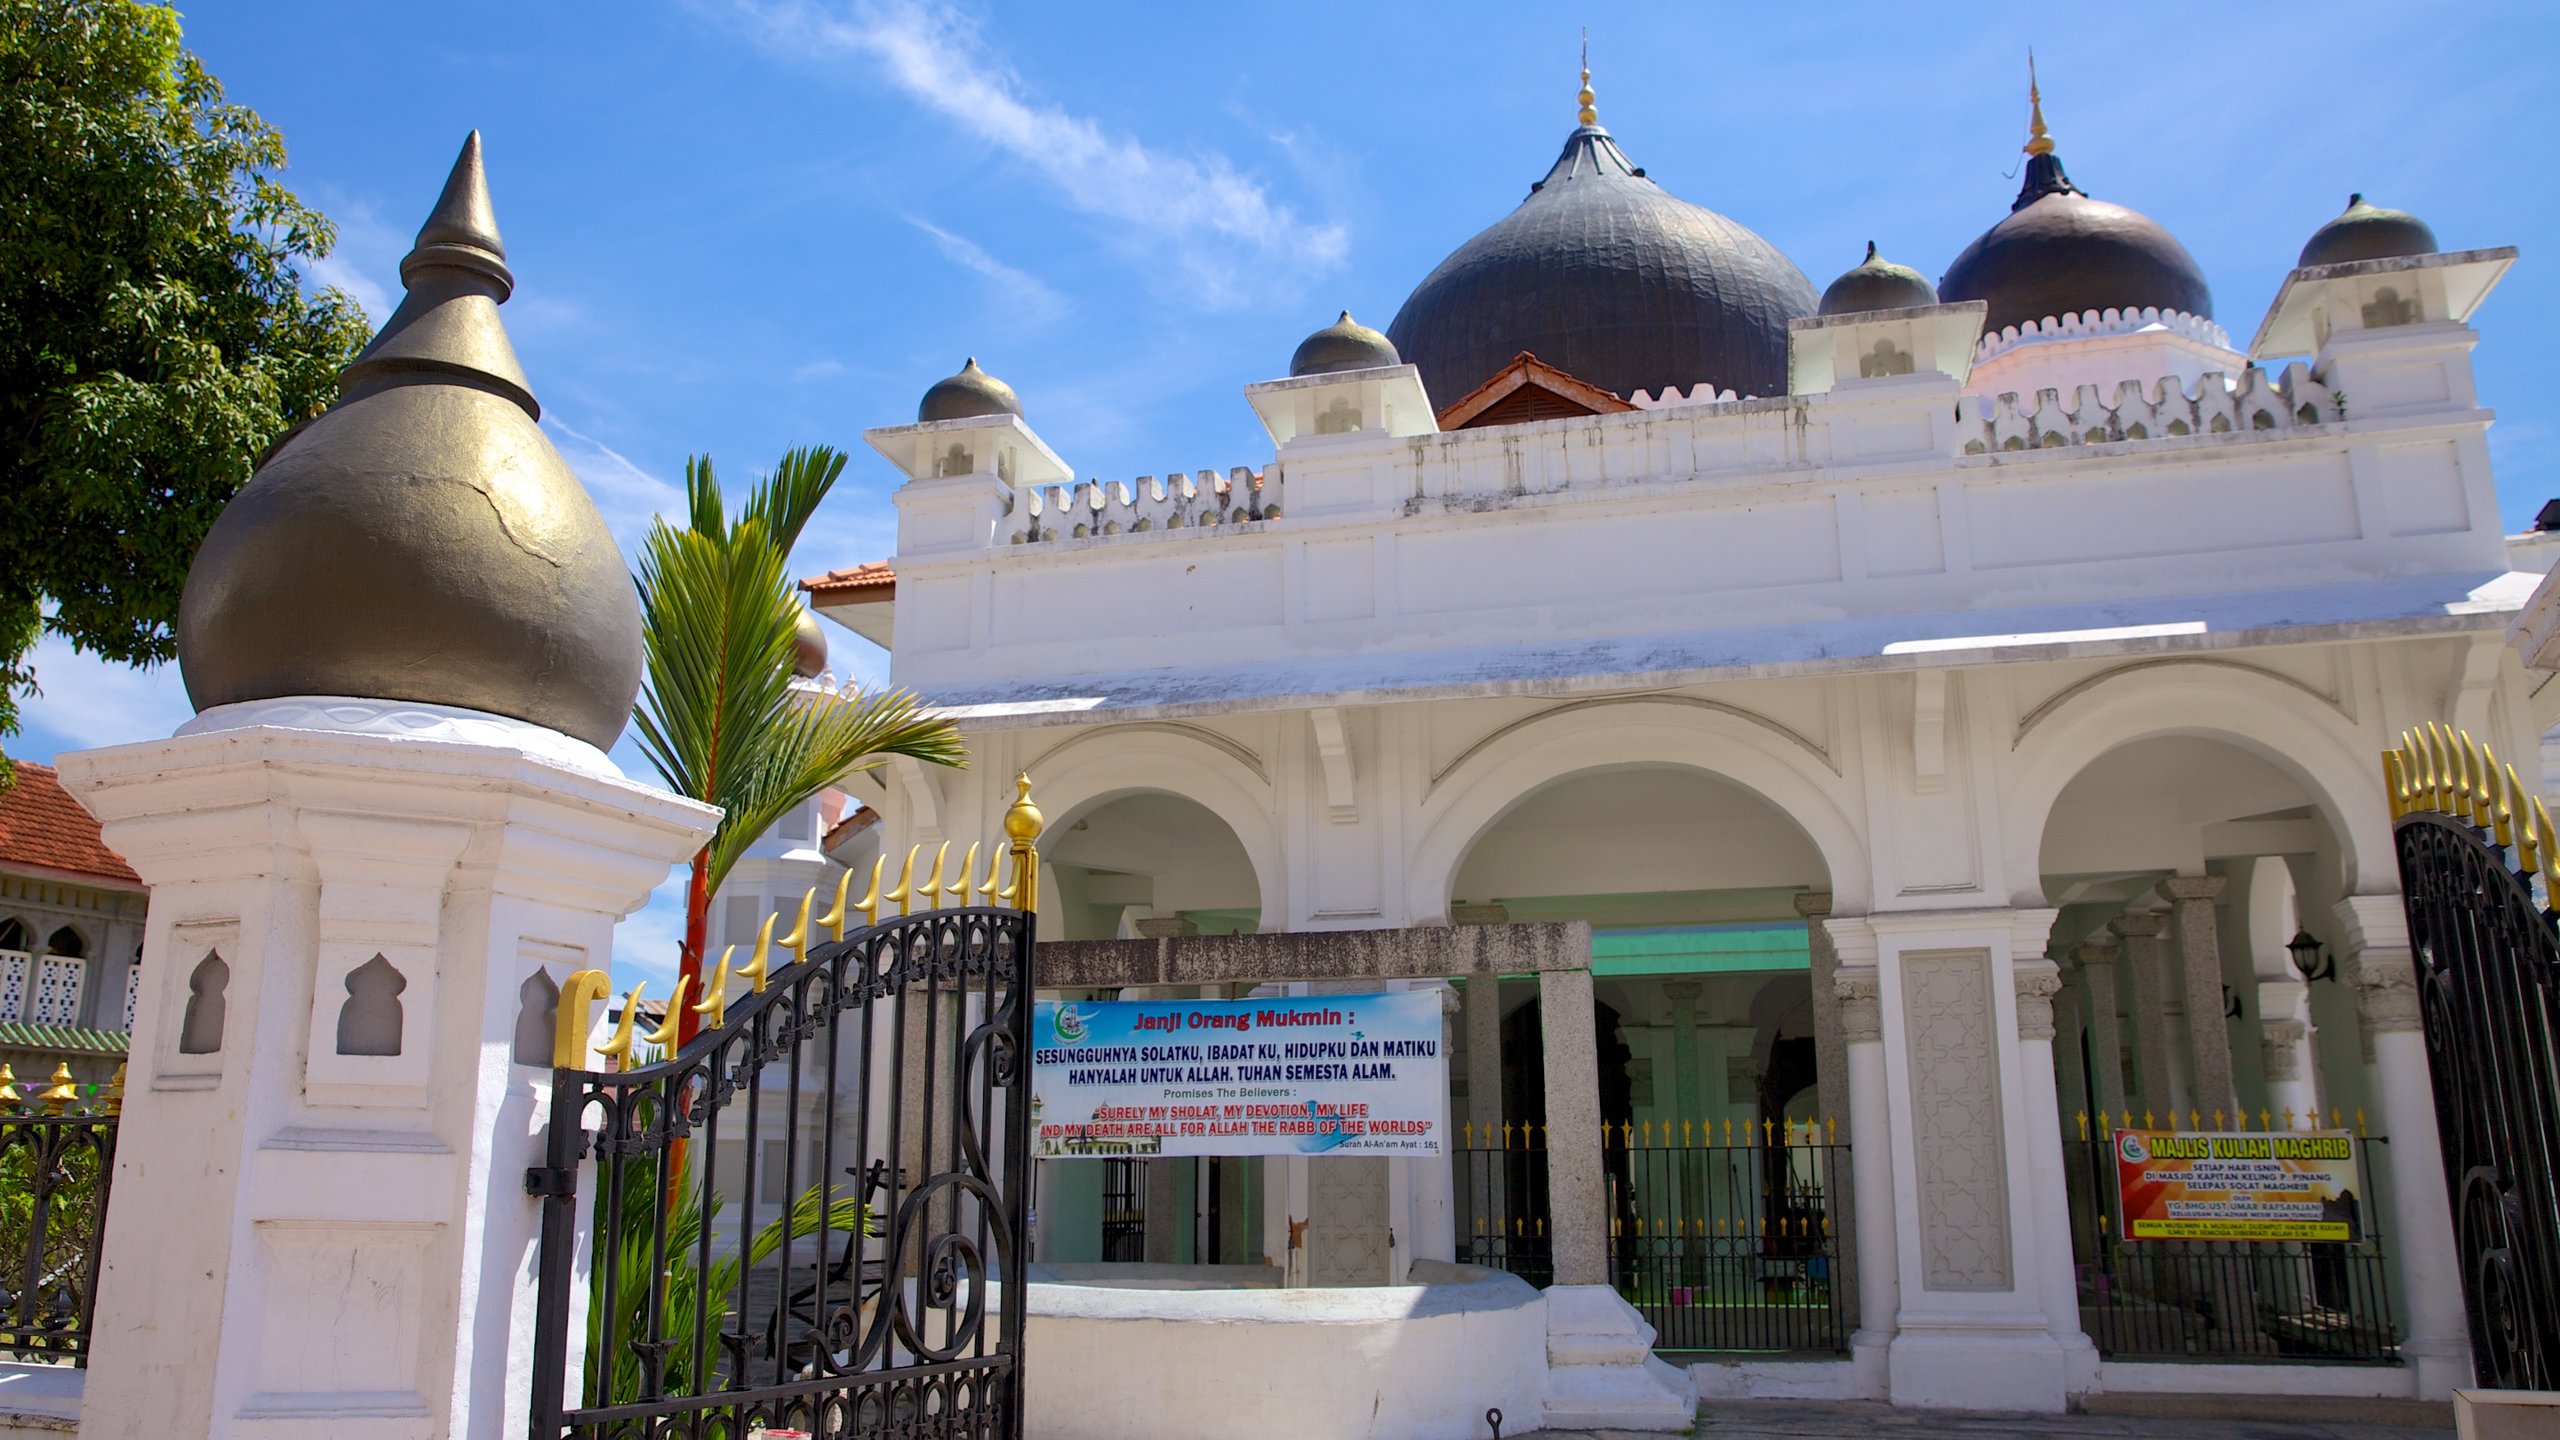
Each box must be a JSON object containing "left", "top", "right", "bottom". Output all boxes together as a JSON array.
[{"left": 1021, "top": 1264, "right": 1548, "bottom": 1440}]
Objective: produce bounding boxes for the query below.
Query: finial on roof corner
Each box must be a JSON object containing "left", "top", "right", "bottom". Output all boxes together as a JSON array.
[
  {"left": 2025, "top": 52, "right": 2056, "bottom": 156},
  {"left": 1577, "top": 29, "right": 1597, "bottom": 127}
]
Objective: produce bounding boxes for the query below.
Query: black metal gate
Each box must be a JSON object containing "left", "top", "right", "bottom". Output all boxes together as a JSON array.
[
  {"left": 2389, "top": 729, "right": 2560, "bottom": 1389},
  {"left": 527, "top": 883, "right": 1037, "bottom": 1438}
]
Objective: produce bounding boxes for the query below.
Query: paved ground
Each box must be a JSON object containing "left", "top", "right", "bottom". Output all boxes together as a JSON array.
[{"left": 1510, "top": 1398, "right": 2453, "bottom": 1440}]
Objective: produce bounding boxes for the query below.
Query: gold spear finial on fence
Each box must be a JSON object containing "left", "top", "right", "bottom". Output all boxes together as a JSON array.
[
  {"left": 884, "top": 845, "right": 919, "bottom": 916},
  {"left": 1004, "top": 773, "right": 1044, "bottom": 913},
  {"left": 2382, "top": 748, "right": 2409, "bottom": 820},
  {"left": 775, "top": 887, "right": 815, "bottom": 967},
  {"left": 816, "top": 866, "right": 855, "bottom": 941},
  {"left": 555, "top": 968, "right": 613, "bottom": 1068},
  {"left": 976, "top": 843, "right": 1004, "bottom": 901},
  {"left": 918, "top": 842, "right": 950, "bottom": 912},
  {"left": 643, "top": 977, "right": 690, "bottom": 1050},
  {"left": 853, "top": 854, "right": 887, "bottom": 927},
  {"left": 101, "top": 1062, "right": 125, "bottom": 1116},
  {"left": 737, "top": 911, "right": 776, "bottom": 994},
  {"left": 693, "top": 950, "right": 734, "bottom": 1032},
  {"left": 596, "top": 983, "right": 645, "bottom": 1065},
  {"left": 2537, "top": 798, "right": 2560, "bottom": 888},
  {"left": 946, "top": 842, "right": 978, "bottom": 906},
  {"left": 38, "top": 1064, "right": 77, "bottom": 1113}
]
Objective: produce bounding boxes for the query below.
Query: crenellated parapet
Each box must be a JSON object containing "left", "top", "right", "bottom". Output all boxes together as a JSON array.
[
  {"left": 1971, "top": 306, "right": 2234, "bottom": 366},
  {"left": 1958, "top": 363, "right": 2339, "bottom": 454},
  {"left": 1006, "top": 465, "right": 1279, "bottom": 543}
]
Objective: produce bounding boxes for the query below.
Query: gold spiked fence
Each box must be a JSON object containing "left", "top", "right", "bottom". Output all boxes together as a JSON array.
[
  {"left": 2385, "top": 722, "right": 2553, "bottom": 904},
  {"left": 553, "top": 773, "right": 1045, "bottom": 1071},
  {"left": 1454, "top": 1115, "right": 1849, "bottom": 1353}
]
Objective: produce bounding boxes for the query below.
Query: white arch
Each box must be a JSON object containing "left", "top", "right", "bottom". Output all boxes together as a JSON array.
[
  {"left": 2003, "top": 662, "right": 2392, "bottom": 905},
  {"left": 1028, "top": 728, "right": 1287, "bottom": 930},
  {"left": 1407, "top": 701, "right": 1872, "bottom": 920}
]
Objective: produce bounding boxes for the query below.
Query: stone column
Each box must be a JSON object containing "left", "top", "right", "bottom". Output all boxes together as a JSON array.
[
  {"left": 61, "top": 709, "right": 715, "bottom": 1440},
  {"left": 1537, "top": 967, "right": 1608, "bottom": 1287},
  {"left": 1463, "top": 975, "right": 1506, "bottom": 1142},
  {"left": 1462, "top": 974, "right": 1508, "bottom": 1252},
  {"left": 2257, "top": 982, "right": 2319, "bottom": 1129},
  {"left": 2159, "top": 875, "right": 2236, "bottom": 1124},
  {"left": 1535, "top": 961, "right": 1696, "bottom": 1430},
  {"left": 1796, "top": 891, "right": 1847, "bottom": 1136},
  {"left": 2110, "top": 911, "right": 2182, "bottom": 1121},
  {"left": 1834, "top": 962, "right": 1894, "bottom": 1367},
  {"left": 2334, "top": 893, "right": 2473, "bottom": 1399},
  {"left": 2073, "top": 938, "right": 2128, "bottom": 1124},
  {"left": 2012, "top": 956, "right": 2088, "bottom": 1365}
]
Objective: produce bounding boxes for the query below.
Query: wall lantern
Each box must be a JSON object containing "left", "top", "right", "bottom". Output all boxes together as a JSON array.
[{"left": 2286, "top": 929, "right": 2338, "bottom": 984}]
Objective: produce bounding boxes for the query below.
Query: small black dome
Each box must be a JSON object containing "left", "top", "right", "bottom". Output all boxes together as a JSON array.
[
  {"left": 1820, "top": 242, "right": 1938, "bottom": 316},
  {"left": 1291, "top": 311, "right": 1400, "bottom": 377},
  {"left": 918, "top": 357, "right": 1021, "bottom": 423},
  {"left": 1386, "top": 123, "right": 1816, "bottom": 403},
  {"left": 1940, "top": 152, "right": 2212, "bottom": 335},
  {"left": 2299, "top": 194, "right": 2438, "bottom": 269}
]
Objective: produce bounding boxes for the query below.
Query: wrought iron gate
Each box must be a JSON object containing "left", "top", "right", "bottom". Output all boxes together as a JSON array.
[
  {"left": 528, "top": 795, "right": 1041, "bottom": 1439},
  {"left": 2388, "top": 728, "right": 2560, "bottom": 1389}
]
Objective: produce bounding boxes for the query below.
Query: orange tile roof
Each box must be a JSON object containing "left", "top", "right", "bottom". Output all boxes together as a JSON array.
[
  {"left": 0, "top": 763, "right": 142, "bottom": 890},
  {"left": 802, "top": 561, "right": 896, "bottom": 602}
]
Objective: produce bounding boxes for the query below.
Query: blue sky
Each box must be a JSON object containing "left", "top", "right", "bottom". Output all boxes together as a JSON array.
[{"left": 14, "top": 0, "right": 2556, "bottom": 988}]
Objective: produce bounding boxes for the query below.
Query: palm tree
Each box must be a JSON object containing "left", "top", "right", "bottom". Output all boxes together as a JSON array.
[{"left": 632, "top": 446, "right": 964, "bottom": 1046}]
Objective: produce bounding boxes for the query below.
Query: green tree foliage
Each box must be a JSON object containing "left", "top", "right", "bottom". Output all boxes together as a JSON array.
[
  {"left": 632, "top": 446, "right": 965, "bottom": 1043},
  {"left": 0, "top": 0, "right": 370, "bottom": 757}
]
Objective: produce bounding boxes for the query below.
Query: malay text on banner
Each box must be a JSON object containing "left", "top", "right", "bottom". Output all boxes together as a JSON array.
[
  {"left": 2114, "top": 1129, "right": 2365, "bottom": 1242},
  {"left": 1032, "top": 992, "right": 1445, "bottom": 1158}
]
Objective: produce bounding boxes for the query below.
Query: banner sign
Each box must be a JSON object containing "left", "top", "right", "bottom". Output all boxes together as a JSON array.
[
  {"left": 1032, "top": 992, "right": 1444, "bottom": 1159},
  {"left": 2113, "top": 1130, "right": 2364, "bottom": 1242}
]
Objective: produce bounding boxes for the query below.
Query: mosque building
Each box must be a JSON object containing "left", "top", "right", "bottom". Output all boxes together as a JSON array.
[{"left": 758, "top": 63, "right": 2529, "bottom": 1414}]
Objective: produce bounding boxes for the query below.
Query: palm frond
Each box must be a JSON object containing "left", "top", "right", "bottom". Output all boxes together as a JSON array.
[{"left": 741, "top": 445, "right": 848, "bottom": 556}]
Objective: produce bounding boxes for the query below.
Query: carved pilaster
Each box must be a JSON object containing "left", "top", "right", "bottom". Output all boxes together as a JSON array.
[
  {"left": 2260, "top": 1018, "right": 2307, "bottom": 1082},
  {"left": 2014, "top": 960, "right": 2062, "bottom": 1041},
  {"left": 1836, "top": 968, "right": 1882, "bottom": 1044}
]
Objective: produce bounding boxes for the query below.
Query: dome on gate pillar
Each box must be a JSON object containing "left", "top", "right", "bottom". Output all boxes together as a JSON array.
[
  {"left": 1938, "top": 67, "right": 2213, "bottom": 335},
  {"left": 177, "top": 132, "right": 644, "bottom": 750},
  {"left": 2298, "top": 194, "right": 2439, "bottom": 268},
  {"left": 1383, "top": 60, "right": 1817, "bottom": 402}
]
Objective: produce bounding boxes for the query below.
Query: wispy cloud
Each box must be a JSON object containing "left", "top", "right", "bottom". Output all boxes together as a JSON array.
[
  {"left": 545, "top": 418, "right": 688, "bottom": 554},
  {"left": 728, "top": 0, "right": 1347, "bottom": 306},
  {"left": 301, "top": 196, "right": 405, "bottom": 325},
  {"left": 793, "top": 357, "right": 849, "bottom": 383},
  {"left": 903, "top": 215, "right": 1066, "bottom": 322},
  {"left": 12, "top": 633, "right": 195, "bottom": 761}
]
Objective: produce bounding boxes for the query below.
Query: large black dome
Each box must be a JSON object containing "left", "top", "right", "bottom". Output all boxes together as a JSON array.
[
  {"left": 1940, "top": 151, "right": 2211, "bottom": 335},
  {"left": 1385, "top": 124, "right": 1816, "bottom": 404}
]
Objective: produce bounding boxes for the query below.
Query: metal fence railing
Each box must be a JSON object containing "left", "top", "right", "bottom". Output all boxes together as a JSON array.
[
  {"left": 0, "top": 1063, "right": 120, "bottom": 1366},
  {"left": 1456, "top": 1118, "right": 1848, "bottom": 1353},
  {"left": 2067, "top": 1112, "right": 2399, "bottom": 1366}
]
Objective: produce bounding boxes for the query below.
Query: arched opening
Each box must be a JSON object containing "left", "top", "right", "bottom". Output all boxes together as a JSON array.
[
  {"left": 2036, "top": 733, "right": 2393, "bottom": 1357},
  {"left": 1448, "top": 763, "right": 1842, "bottom": 1348},
  {"left": 1036, "top": 789, "right": 1264, "bottom": 1269},
  {"left": 1044, "top": 790, "right": 1262, "bottom": 942}
]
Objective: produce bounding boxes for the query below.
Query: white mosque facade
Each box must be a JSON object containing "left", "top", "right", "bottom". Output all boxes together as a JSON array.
[{"left": 729, "top": 78, "right": 2538, "bottom": 1416}]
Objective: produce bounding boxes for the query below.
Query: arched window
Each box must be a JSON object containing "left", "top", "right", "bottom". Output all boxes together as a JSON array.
[
  {"left": 44, "top": 926, "right": 84, "bottom": 958},
  {"left": 0, "top": 920, "right": 26, "bottom": 953}
]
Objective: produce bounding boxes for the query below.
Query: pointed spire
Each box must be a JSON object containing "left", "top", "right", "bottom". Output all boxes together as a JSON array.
[
  {"left": 2025, "top": 52, "right": 2054, "bottom": 156},
  {"left": 403, "top": 130, "right": 512, "bottom": 297},
  {"left": 339, "top": 131, "right": 537, "bottom": 418},
  {"left": 1577, "top": 29, "right": 1597, "bottom": 127}
]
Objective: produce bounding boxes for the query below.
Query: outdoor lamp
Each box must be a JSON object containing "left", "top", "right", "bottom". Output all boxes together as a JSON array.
[{"left": 2286, "top": 929, "right": 2337, "bottom": 984}]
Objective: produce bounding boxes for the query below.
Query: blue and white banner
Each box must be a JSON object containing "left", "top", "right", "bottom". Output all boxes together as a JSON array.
[{"left": 1032, "top": 992, "right": 1445, "bottom": 1158}]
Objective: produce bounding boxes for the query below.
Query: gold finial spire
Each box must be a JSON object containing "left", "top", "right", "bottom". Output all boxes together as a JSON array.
[
  {"left": 1577, "top": 29, "right": 1596, "bottom": 127},
  {"left": 2025, "top": 51, "right": 2055, "bottom": 156}
]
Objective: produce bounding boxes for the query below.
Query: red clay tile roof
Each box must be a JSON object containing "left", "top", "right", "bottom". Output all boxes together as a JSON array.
[
  {"left": 0, "top": 763, "right": 142, "bottom": 890},
  {"left": 801, "top": 561, "right": 896, "bottom": 603}
]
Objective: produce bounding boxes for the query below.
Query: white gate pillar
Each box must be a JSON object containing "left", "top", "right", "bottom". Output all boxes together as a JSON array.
[
  {"left": 2334, "top": 893, "right": 2474, "bottom": 1399},
  {"left": 62, "top": 712, "right": 711, "bottom": 1439}
]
